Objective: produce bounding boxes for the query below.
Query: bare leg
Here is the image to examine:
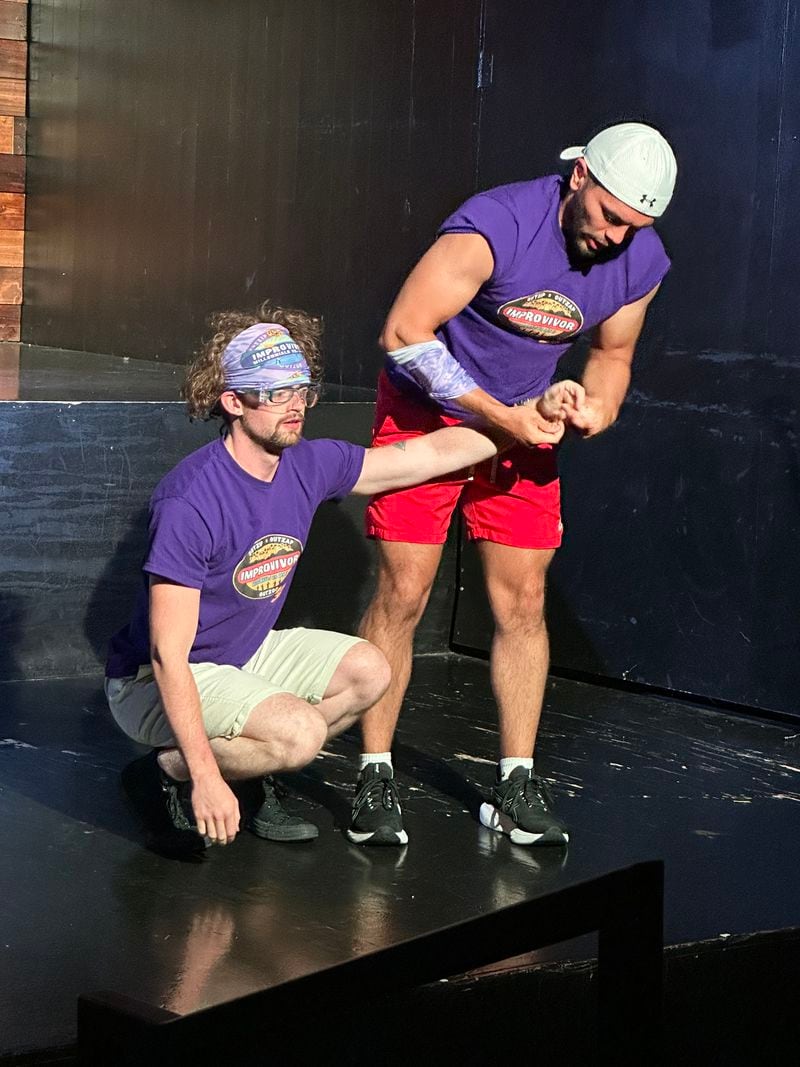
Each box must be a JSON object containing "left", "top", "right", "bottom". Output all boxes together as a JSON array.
[
  {"left": 159, "top": 693, "right": 328, "bottom": 781},
  {"left": 477, "top": 542, "right": 555, "bottom": 758},
  {"left": 357, "top": 541, "right": 444, "bottom": 752},
  {"left": 158, "top": 642, "right": 390, "bottom": 781},
  {"left": 315, "top": 640, "right": 391, "bottom": 740}
]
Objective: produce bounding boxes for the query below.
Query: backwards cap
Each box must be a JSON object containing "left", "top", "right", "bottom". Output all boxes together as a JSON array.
[{"left": 559, "top": 122, "right": 677, "bottom": 217}]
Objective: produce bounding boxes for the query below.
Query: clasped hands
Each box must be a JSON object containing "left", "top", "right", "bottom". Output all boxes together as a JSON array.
[{"left": 500, "top": 380, "right": 606, "bottom": 447}]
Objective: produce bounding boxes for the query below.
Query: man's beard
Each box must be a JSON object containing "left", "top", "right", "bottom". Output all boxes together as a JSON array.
[
  {"left": 562, "top": 193, "right": 631, "bottom": 268},
  {"left": 239, "top": 411, "right": 305, "bottom": 454}
]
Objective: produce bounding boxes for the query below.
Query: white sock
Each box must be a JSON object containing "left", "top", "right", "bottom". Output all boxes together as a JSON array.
[
  {"left": 499, "top": 757, "right": 533, "bottom": 780},
  {"left": 360, "top": 752, "right": 393, "bottom": 773}
]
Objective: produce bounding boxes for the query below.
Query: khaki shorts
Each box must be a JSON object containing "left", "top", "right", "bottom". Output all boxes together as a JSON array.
[{"left": 105, "top": 627, "right": 364, "bottom": 749}]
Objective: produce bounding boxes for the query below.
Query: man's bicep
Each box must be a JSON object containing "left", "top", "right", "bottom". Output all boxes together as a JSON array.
[
  {"left": 149, "top": 577, "right": 201, "bottom": 660},
  {"left": 591, "top": 284, "right": 660, "bottom": 355},
  {"left": 382, "top": 234, "right": 495, "bottom": 347}
]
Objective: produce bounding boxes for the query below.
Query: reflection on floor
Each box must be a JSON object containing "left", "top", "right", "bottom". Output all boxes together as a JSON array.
[{"left": 1, "top": 654, "right": 798, "bottom": 1060}]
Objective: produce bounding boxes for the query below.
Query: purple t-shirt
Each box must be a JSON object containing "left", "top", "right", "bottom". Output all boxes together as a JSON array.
[
  {"left": 106, "top": 436, "right": 365, "bottom": 678},
  {"left": 387, "top": 175, "right": 670, "bottom": 416}
]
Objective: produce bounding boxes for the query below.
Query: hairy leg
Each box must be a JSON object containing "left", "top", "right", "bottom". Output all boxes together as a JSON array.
[
  {"left": 315, "top": 640, "right": 391, "bottom": 740},
  {"left": 158, "top": 692, "right": 329, "bottom": 781},
  {"left": 477, "top": 542, "right": 555, "bottom": 757},
  {"left": 357, "top": 541, "right": 444, "bottom": 752}
]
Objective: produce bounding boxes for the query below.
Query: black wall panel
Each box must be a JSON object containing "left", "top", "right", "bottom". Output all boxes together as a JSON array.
[
  {"left": 453, "top": 0, "right": 800, "bottom": 717},
  {"left": 24, "top": 0, "right": 481, "bottom": 381}
]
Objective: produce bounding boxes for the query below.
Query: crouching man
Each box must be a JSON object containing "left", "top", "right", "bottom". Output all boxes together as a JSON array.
[{"left": 105, "top": 303, "right": 582, "bottom": 856}]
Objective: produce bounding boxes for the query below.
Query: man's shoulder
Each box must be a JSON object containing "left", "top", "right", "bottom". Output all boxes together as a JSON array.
[
  {"left": 292, "top": 436, "right": 362, "bottom": 462},
  {"left": 152, "top": 439, "right": 221, "bottom": 504},
  {"left": 478, "top": 174, "right": 561, "bottom": 214},
  {"left": 621, "top": 225, "right": 670, "bottom": 283}
]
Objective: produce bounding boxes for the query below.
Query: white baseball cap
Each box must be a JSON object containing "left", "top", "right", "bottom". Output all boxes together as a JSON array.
[{"left": 560, "top": 122, "right": 677, "bottom": 217}]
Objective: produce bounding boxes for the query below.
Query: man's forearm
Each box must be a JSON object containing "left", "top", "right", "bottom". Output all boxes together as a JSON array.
[
  {"left": 151, "top": 657, "right": 219, "bottom": 781},
  {"left": 581, "top": 349, "right": 632, "bottom": 429},
  {"left": 400, "top": 425, "right": 498, "bottom": 482}
]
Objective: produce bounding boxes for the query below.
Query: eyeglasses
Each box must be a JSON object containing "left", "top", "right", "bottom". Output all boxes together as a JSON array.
[{"left": 237, "top": 384, "right": 321, "bottom": 409}]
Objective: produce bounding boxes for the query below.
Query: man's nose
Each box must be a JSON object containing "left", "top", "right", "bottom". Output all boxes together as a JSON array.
[{"left": 605, "top": 224, "right": 630, "bottom": 246}]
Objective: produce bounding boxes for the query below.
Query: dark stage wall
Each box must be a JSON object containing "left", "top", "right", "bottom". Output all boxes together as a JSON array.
[
  {"left": 454, "top": 0, "right": 800, "bottom": 717},
  {"left": 23, "top": 0, "right": 481, "bottom": 380},
  {"left": 16, "top": 1, "right": 800, "bottom": 716}
]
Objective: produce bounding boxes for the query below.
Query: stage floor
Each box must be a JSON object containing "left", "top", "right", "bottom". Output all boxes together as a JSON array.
[{"left": 1, "top": 654, "right": 799, "bottom": 1058}]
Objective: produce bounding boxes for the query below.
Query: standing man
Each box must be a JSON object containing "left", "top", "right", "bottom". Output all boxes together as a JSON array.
[
  {"left": 351, "top": 122, "right": 677, "bottom": 847},
  {"left": 106, "top": 303, "right": 580, "bottom": 856}
]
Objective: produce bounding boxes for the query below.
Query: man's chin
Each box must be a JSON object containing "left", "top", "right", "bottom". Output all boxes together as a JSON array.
[
  {"left": 567, "top": 239, "right": 623, "bottom": 269},
  {"left": 266, "top": 429, "right": 303, "bottom": 453}
]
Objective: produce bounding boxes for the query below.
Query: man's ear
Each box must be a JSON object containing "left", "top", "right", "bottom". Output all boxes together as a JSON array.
[
  {"left": 218, "top": 390, "right": 243, "bottom": 419},
  {"left": 568, "top": 157, "right": 589, "bottom": 193}
]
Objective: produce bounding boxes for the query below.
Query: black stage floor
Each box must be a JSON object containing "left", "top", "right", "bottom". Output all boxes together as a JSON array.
[{"left": 1, "top": 654, "right": 799, "bottom": 1059}]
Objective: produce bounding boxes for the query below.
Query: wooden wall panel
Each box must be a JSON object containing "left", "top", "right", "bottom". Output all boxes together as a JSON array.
[
  {"left": 0, "top": 298, "right": 19, "bottom": 336},
  {"left": 0, "top": 37, "right": 25, "bottom": 78},
  {"left": 0, "top": 77, "right": 24, "bottom": 115},
  {"left": 0, "top": 2, "right": 26, "bottom": 41},
  {"left": 0, "top": 190, "right": 23, "bottom": 226},
  {"left": 0, "top": 228, "right": 23, "bottom": 264},
  {"left": 0, "top": 113, "right": 12, "bottom": 152},
  {"left": 0, "top": 264, "right": 21, "bottom": 301},
  {"left": 0, "top": 151, "right": 22, "bottom": 190},
  {"left": 0, "top": 0, "right": 25, "bottom": 340}
]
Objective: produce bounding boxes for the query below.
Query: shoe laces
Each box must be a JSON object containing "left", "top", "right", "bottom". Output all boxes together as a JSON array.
[
  {"left": 354, "top": 774, "right": 398, "bottom": 814},
  {"left": 504, "top": 773, "right": 552, "bottom": 813},
  {"left": 162, "top": 778, "right": 193, "bottom": 831},
  {"left": 258, "top": 777, "right": 293, "bottom": 822}
]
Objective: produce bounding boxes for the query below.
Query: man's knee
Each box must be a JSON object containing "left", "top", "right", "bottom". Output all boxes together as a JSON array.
[
  {"left": 488, "top": 578, "right": 547, "bottom": 633},
  {"left": 371, "top": 560, "right": 438, "bottom": 627},
  {"left": 337, "top": 641, "right": 391, "bottom": 708}
]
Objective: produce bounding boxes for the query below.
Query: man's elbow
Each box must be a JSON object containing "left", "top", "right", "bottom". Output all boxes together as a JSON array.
[
  {"left": 380, "top": 315, "right": 435, "bottom": 353},
  {"left": 379, "top": 319, "right": 405, "bottom": 353},
  {"left": 150, "top": 640, "right": 189, "bottom": 675}
]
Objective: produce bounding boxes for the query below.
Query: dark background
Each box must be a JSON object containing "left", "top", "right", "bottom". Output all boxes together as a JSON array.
[{"left": 15, "top": 0, "right": 800, "bottom": 717}]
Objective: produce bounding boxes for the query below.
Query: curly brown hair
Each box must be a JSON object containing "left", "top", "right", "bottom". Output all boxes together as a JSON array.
[{"left": 182, "top": 300, "right": 324, "bottom": 420}]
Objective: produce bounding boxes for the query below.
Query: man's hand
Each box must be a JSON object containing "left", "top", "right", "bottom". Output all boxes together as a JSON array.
[
  {"left": 191, "top": 772, "right": 240, "bottom": 846},
  {"left": 499, "top": 404, "right": 567, "bottom": 447},
  {"left": 565, "top": 396, "right": 610, "bottom": 437},
  {"left": 496, "top": 379, "right": 584, "bottom": 448},
  {"left": 537, "top": 380, "right": 585, "bottom": 421}
]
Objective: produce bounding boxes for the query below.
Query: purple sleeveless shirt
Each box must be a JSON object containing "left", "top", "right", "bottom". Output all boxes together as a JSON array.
[{"left": 386, "top": 175, "right": 670, "bottom": 416}]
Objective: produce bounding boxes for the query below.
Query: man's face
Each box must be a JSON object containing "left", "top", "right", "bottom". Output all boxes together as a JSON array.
[
  {"left": 236, "top": 391, "right": 308, "bottom": 454},
  {"left": 562, "top": 165, "right": 655, "bottom": 267}
]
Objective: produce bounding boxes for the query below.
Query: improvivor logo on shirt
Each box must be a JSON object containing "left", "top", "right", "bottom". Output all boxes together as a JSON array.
[
  {"left": 497, "top": 290, "right": 584, "bottom": 342},
  {"left": 233, "top": 534, "right": 303, "bottom": 601}
]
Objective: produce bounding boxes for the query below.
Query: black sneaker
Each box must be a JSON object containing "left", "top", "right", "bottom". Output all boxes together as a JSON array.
[
  {"left": 245, "top": 776, "right": 319, "bottom": 842},
  {"left": 479, "top": 766, "right": 569, "bottom": 846},
  {"left": 121, "top": 751, "right": 208, "bottom": 859},
  {"left": 346, "top": 762, "right": 408, "bottom": 846}
]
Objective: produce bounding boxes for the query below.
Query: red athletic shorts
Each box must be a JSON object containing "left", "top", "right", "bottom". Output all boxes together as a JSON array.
[{"left": 364, "top": 373, "right": 563, "bottom": 549}]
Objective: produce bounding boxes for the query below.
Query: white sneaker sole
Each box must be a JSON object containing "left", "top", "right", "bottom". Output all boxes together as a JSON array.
[
  {"left": 346, "top": 827, "right": 409, "bottom": 846},
  {"left": 479, "top": 802, "right": 569, "bottom": 846}
]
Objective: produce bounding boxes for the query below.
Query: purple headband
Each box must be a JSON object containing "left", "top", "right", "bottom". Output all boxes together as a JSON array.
[{"left": 221, "top": 323, "right": 312, "bottom": 392}]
